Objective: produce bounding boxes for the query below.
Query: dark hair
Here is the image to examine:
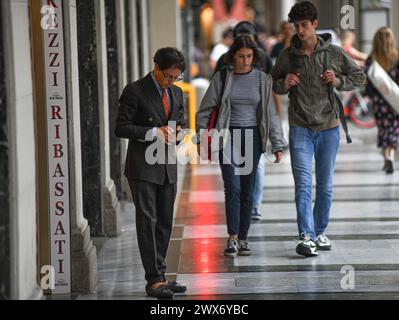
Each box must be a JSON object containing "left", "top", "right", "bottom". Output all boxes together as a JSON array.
[
  {"left": 153, "top": 47, "right": 186, "bottom": 72},
  {"left": 225, "top": 35, "right": 260, "bottom": 65},
  {"left": 288, "top": 1, "right": 318, "bottom": 23},
  {"left": 233, "top": 21, "right": 258, "bottom": 38},
  {"left": 222, "top": 27, "right": 234, "bottom": 39}
]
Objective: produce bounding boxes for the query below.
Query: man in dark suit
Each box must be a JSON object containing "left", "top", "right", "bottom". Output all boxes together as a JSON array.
[{"left": 115, "top": 47, "right": 187, "bottom": 299}]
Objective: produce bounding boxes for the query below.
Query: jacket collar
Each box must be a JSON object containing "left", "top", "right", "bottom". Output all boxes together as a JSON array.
[{"left": 141, "top": 73, "right": 178, "bottom": 123}]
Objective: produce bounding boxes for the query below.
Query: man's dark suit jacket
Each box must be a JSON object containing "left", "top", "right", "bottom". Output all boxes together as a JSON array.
[{"left": 115, "top": 73, "right": 185, "bottom": 185}]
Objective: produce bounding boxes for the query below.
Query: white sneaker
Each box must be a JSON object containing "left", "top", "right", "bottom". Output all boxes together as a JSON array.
[
  {"left": 296, "top": 238, "right": 319, "bottom": 257},
  {"left": 251, "top": 208, "right": 262, "bottom": 221},
  {"left": 316, "top": 234, "right": 332, "bottom": 250}
]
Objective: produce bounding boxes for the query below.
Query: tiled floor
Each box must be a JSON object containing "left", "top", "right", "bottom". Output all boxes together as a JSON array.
[{"left": 79, "top": 122, "right": 399, "bottom": 300}]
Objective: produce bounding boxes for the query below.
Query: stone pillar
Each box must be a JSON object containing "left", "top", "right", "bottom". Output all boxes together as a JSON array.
[
  {"left": 63, "top": 0, "right": 98, "bottom": 294},
  {"left": 3, "top": 0, "right": 42, "bottom": 300},
  {"left": 126, "top": 0, "right": 139, "bottom": 83},
  {"left": 280, "top": 0, "right": 296, "bottom": 22},
  {"left": 139, "top": 0, "right": 150, "bottom": 74},
  {"left": 0, "top": 0, "right": 10, "bottom": 300},
  {"left": 121, "top": 0, "right": 137, "bottom": 202},
  {"left": 116, "top": 0, "right": 128, "bottom": 95},
  {"left": 76, "top": 0, "right": 120, "bottom": 237},
  {"left": 76, "top": 0, "right": 103, "bottom": 236},
  {"left": 105, "top": 0, "right": 123, "bottom": 201},
  {"left": 95, "top": 0, "right": 121, "bottom": 237}
]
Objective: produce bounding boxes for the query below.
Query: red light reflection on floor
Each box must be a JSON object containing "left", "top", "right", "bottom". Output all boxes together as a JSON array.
[
  {"left": 189, "top": 238, "right": 221, "bottom": 274},
  {"left": 189, "top": 168, "right": 225, "bottom": 274}
]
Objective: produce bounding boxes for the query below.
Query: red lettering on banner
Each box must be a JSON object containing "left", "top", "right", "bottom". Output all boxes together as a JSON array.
[
  {"left": 53, "top": 144, "right": 63, "bottom": 158},
  {"left": 55, "top": 201, "right": 64, "bottom": 216},
  {"left": 49, "top": 52, "right": 60, "bottom": 67},
  {"left": 58, "top": 260, "right": 64, "bottom": 274},
  {"left": 54, "top": 124, "right": 61, "bottom": 139},
  {"left": 55, "top": 182, "right": 64, "bottom": 197},
  {"left": 51, "top": 106, "right": 62, "bottom": 119},
  {"left": 53, "top": 163, "right": 64, "bottom": 177},
  {"left": 54, "top": 220, "right": 66, "bottom": 235},
  {"left": 55, "top": 240, "right": 66, "bottom": 254},
  {"left": 49, "top": 33, "right": 59, "bottom": 47}
]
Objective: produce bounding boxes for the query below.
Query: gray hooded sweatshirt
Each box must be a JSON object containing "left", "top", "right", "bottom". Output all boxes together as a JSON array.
[
  {"left": 271, "top": 33, "right": 367, "bottom": 131},
  {"left": 196, "top": 68, "right": 285, "bottom": 154}
]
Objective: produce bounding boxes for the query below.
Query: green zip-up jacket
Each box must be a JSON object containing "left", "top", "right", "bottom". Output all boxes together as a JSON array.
[{"left": 271, "top": 33, "right": 367, "bottom": 131}]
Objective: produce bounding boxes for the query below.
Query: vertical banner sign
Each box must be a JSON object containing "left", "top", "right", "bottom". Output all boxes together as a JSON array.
[{"left": 41, "top": 0, "right": 71, "bottom": 294}]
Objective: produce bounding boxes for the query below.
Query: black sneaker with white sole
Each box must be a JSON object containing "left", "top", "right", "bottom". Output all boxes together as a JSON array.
[
  {"left": 316, "top": 234, "right": 332, "bottom": 250},
  {"left": 238, "top": 240, "right": 252, "bottom": 256},
  {"left": 224, "top": 238, "right": 239, "bottom": 257},
  {"left": 296, "top": 238, "right": 319, "bottom": 257}
]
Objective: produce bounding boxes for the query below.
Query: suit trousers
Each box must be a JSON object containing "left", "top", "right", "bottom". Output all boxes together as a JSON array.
[{"left": 128, "top": 179, "right": 177, "bottom": 285}]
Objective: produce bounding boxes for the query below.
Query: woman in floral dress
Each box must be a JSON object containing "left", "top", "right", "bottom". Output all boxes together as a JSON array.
[{"left": 365, "top": 27, "right": 399, "bottom": 174}]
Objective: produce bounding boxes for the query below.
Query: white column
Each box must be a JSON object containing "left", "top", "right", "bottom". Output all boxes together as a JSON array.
[
  {"left": 63, "top": 0, "right": 86, "bottom": 230},
  {"left": 63, "top": 0, "right": 97, "bottom": 294},
  {"left": 280, "top": 0, "right": 296, "bottom": 22},
  {"left": 116, "top": 0, "right": 127, "bottom": 91},
  {"left": 129, "top": 0, "right": 139, "bottom": 81},
  {"left": 117, "top": 0, "right": 129, "bottom": 194},
  {"left": 140, "top": 0, "right": 150, "bottom": 75},
  {"left": 95, "top": 0, "right": 121, "bottom": 236},
  {"left": 95, "top": 0, "right": 110, "bottom": 186},
  {"left": 148, "top": 0, "right": 182, "bottom": 57},
  {"left": 4, "top": 0, "right": 42, "bottom": 300}
]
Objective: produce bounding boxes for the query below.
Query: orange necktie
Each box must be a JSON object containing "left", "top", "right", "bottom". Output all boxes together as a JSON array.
[{"left": 162, "top": 89, "right": 169, "bottom": 118}]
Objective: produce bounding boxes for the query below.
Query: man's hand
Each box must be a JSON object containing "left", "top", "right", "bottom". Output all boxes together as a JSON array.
[
  {"left": 156, "top": 126, "right": 175, "bottom": 144},
  {"left": 284, "top": 73, "right": 300, "bottom": 91},
  {"left": 274, "top": 151, "right": 283, "bottom": 163},
  {"left": 321, "top": 70, "right": 337, "bottom": 86}
]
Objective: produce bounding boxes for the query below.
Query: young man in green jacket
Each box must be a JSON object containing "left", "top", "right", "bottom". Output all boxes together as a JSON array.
[{"left": 271, "top": 1, "right": 366, "bottom": 257}]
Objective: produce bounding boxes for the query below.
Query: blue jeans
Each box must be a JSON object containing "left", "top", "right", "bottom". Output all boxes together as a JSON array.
[
  {"left": 289, "top": 126, "right": 340, "bottom": 241},
  {"left": 219, "top": 126, "right": 262, "bottom": 240},
  {"left": 253, "top": 154, "right": 265, "bottom": 210}
]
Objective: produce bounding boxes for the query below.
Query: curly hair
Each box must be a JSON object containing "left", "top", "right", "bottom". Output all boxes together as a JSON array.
[
  {"left": 288, "top": 1, "right": 318, "bottom": 23},
  {"left": 225, "top": 35, "right": 260, "bottom": 66}
]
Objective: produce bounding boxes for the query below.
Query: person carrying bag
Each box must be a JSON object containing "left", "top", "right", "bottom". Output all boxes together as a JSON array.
[{"left": 364, "top": 27, "right": 399, "bottom": 174}]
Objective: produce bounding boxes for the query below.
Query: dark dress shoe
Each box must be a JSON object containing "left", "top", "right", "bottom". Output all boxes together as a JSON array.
[
  {"left": 145, "top": 284, "right": 174, "bottom": 299},
  {"left": 165, "top": 280, "right": 187, "bottom": 293}
]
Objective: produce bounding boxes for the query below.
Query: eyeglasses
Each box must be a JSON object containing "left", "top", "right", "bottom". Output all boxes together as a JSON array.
[{"left": 161, "top": 70, "right": 183, "bottom": 82}]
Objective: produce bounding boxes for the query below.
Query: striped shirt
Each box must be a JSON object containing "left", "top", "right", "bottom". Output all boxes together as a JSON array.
[{"left": 229, "top": 69, "right": 261, "bottom": 127}]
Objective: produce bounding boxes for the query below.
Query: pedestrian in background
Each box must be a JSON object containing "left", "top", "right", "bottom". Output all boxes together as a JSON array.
[
  {"left": 196, "top": 35, "right": 285, "bottom": 258},
  {"left": 209, "top": 27, "right": 234, "bottom": 71},
  {"left": 341, "top": 30, "right": 368, "bottom": 67},
  {"left": 365, "top": 27, "right": 399, "bottom": 174}
]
